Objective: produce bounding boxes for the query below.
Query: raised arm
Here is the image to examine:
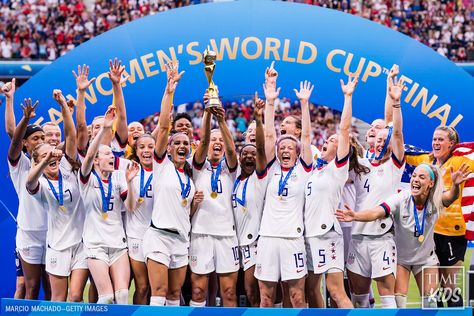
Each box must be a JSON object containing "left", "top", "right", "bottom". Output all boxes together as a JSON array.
[
  {"left": 212, "top": 106, "right": 237, "bottom": 170},
  {"left": 263, "top": 62, "right": 280, "bottom": 162},
  {"left": 155, "top": 61, "right": 185, "bottom": 156},
  {"left": 254, "top": 94, "right": 267, "bottom": 173},
  {"left": 73, "top": 65, "right": 96, "bottom": 153},
  {"left": 293, "top": 80, "right": 314, "bottom": 166},
  {"left": 442, "top": 164, "right": 471, "bottom": 207},
  {"left": 384, "top": 64, "right": 398, "bottom": 125},
  {"left": 2, "top": 78, "right": 16, "bottom": 139},
  {"left": 108, "top": 58, "right": 128, "bottom": 146},
  {"left": 193, "top": 94, "right": 212, "bottom": 166},
  {"left": 81, "top": 108, "right": 115, "bottom": 177},
  {"left": 124, "top": 161, "right": 140, "bottom": 211},
  {"left": 335, "top": 205, "right": 386, "bottom": 222},
  {"left": 388, "top": 76, "right": 405, "bottom": 162},
  {"left": 8, "top": 99, "right": 38, "bottom": 161},
  {"left": 338, "top": 74, "right": 358, "bottom": 159},
  {"left": 53, "top": 90, "right": 76, "bottom": 159},
  {"left": 26, "top": 149, "right": 62, "bottom": 193}
]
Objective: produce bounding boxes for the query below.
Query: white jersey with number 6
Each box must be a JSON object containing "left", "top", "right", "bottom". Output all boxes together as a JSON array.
[{"left": 259, "top": 158, "right": 313, "bottom": 238}]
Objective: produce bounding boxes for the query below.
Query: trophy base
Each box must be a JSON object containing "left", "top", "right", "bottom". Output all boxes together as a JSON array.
[{"left": 205, "top": 97, "right": 221, "bottom": 108}]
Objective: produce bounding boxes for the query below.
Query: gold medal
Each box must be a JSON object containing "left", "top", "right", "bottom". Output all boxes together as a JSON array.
[
  {"left": 138, "top": 197, "right": 144, "bottom": 204},
  {"left": 102, "top": 212, "right": 108, "bottom": 220},
  {"left": 278, "top": 195, "right": 283, "bottom": 201},
  {"left": 59, "top": 205, "right": 67, "bottom": 212},
  {"left": 211, "top": 191, "right": 218, "bottom": 199},
  {"left": 242, "top": 206, "right": 247, "bottom": 213},
  {"left": 182, "top": 199, "right": 188, "bottom": 207},
  {"left": 418, "top": 235, "right": 425, "bottom": 243}
]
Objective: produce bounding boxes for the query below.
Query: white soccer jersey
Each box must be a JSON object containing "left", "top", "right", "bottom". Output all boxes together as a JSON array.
[
  {"left": 8, "top": 153, "right": 47, "bottom": 231},
  {"left": 124, "top": 165, "right": 154, "bottom": 239},
  {"left": 339, "top": 171, "right": 356, "bottom": 228},
  {"left": 192, "top": 158, "right": 237, "bottom": 236},
  {"left": 381, "top": 190, "right": 438, "bottom": 266},
  {"left": 232, "top": 171, "right": 268, "bottom": 246},
  {"left": 305, "top": 154, "right": 349, "bottom": 237},
  {"left": 259, "top": 158, "right": 313, "bottom": 238},
  {"left": 152, "top": 153, "right": 195, "bottom": 240},
  {"left": 29, "top": 157, "right": 84, "bottom": 251},
  {"left": 79, "top": 169, "right": 128, "bottom": 249},
  {"left": 111, "top": 134, "right": 127, "bottom": 157},
  {"left": 352, "top": 154, "right": 405, "bottom": 236}
]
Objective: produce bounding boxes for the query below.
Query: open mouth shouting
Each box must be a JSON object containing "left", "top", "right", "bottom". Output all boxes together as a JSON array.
[
  {"left": 177, "top": 147, "right": 187, "bottom": 158},
  {"left": 281, "top": 152, "right": 291, "bottom": 163}
]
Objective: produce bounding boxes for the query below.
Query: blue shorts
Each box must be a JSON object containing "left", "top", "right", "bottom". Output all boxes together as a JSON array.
[{"left": 15, "top": 251, "right": 24, "bottom": 277}]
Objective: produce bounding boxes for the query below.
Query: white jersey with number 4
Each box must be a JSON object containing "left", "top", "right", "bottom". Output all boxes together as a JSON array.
[
  {"left": 192, "top": 158, "right": 237, "bottom": 237},
  {"left": 79, "top": 170, "right": 128, "bottom": 249},
  {"left": 305, "top": 154, "right": 349, "bottom": 237},
  {"left": 352, "top": 154, "right": 405, "bottom": 236},
  {"left": 29, "top": 158, "right": 84, "bottom": 251},
  {"left": 259, "top": 158, "right": 313, "bottom": 238},
  {"left": 152, "top": 153, "right": 195, "bottom": 240}
]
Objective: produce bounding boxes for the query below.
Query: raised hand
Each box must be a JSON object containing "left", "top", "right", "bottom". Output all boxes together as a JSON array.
[
  {"left": 388, "top": 64, "right": 399, "bottom": 81},
  {"left": 107, "top": 58, "right": 125, "bottom": 85},
  {"left": 209, "top": 106, "right": 225, "bottom": 122},
  {"left": 67, "top": 99, "right": 75, "bottom": 114},
  {"left": 265, "top": 61, "right": 278, "bottom": 84},
  {"left": 72, "top": 64, "right": 96, "bottom": 91},
  {"left": 450, "top": 164, "right": 472, "bottom": 186},
  {"left": 52, "top": 89, "right": 67, "bottom": 105},
  {"left": 388, "top": 76, "right": 405, "bottom": 102},
  {"left": 293, "top": 80, "right": 314, "bottom": 103},
  {"left": 21, "top": 98, "right": 39, "bottom": 119},
  {"left": 254, "top": 92, "right": 265, "bottom": 120},
  {"left": 166, "top": 60, "right": 185, "bottom": 84},
  {"left": 335, "top": 205, "right": 356, "bottom": 222},
  {"left": 126, "top": 161, "right": 140, "bottom": 183},
  {"left": 340, "top": 73, "right": 358, "bottom": 96},
  {"left": 262, "top": 80, "right": 280, "bottom": 101},
  {"left": 166, "top": 78, "right": 178, "bottom": 95},
  {"left": 103, "top": 106, "right": 116, "bottom": 128},
  {"left": 1, "top": 78, "right": 16, "bottom": 98}
]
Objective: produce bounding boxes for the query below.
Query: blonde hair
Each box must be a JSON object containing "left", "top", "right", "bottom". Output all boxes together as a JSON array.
[
  {"left": 435, "top": 126, "right": 460, "bottom": 146},
  {"left": 420, "top": 164, "right": 445, "bottom": 215}
]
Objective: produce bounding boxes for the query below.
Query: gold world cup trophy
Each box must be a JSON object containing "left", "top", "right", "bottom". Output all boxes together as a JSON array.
[{"left": 203, "top": 47, "right": 221, "bottom": 108}]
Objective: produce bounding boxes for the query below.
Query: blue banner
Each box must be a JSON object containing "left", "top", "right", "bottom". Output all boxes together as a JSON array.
[{"left": 0, "top": 0, "right": 473, "bottom": 297}]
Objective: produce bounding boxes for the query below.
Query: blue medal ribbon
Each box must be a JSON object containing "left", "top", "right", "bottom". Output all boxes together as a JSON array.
[
  {"left": 233, "top": 176, "right": 249, "bottom": 207},
  {"left": 278, "top": 166, "right": 294, "bottom": 197},
  {"left": 175, "top": 168, "right": 191, "bottom": 199},
  {"left": 315, "top": 158, "right": 328, "bottom": 169},
  {"left": 374, "top": 126, "right": 393, "bottom": 160},
  {"left": 412, "top": 197, "right": 427, "bottom": 237},
  {"left": 210, "top": 159, "right": 223, "bottom": 193},
  {"left": 45, "top": 170, "right": 64, "bottom": 207},
  {"left": 92, "top": 170, "right": 112, "bottom": 213},
  {"left": 139, "top": 167, "right": 153, "bottom": 198}
]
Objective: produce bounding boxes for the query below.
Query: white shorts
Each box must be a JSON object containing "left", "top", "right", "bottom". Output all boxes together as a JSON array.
[
  {"left": 128, "top": 237, "right": 145, "bottom": 262},
  {"left": 46, "top": 243, "right": 88, "bottom": 277},
  {"left": 240, "top": 240, "right": 258, "bottom": 271},
  {"left": 306, "top": 239, "right": 313, "bottom": 271},
  {"left": 86, "top": 247, "right": 128, "bottom": 267},
  {"left": 307, "top": 230, "right": 344, "bottom": 275},
  {"left": 346, "top": 234, "right": 397, "bottom": 279},
  {"left": 342, "top": 226, "right": 352, "bottom": 263},
  {"left": 189, "top": 233, "right": 239, "bottom": 274},
  {"left": 16, "top": 229, "right": 47, "bottom": 265},
  {"left": 255, "top": 236, "right": 307, "bottom": 282},
  {"left": 143, "top": 228, "right": 188, "bottom": 269},
  {"left": 399, "top": 250, "right": 439, "bottom": 276}
]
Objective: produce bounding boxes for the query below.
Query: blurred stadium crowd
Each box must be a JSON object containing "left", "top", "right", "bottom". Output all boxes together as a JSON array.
[{"left": 0, "top": 0, "right": 473, "bottom": 62}]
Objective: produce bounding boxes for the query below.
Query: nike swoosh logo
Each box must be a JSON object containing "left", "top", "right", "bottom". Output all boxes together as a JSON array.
[
  {"left": 402, "top": 216, "right": 409, "bottom": 219},
  {"left": 317, "top": 264, "right": 325, "bottom": 267},
  {"left": 244, "top": 260, "right": 250, "bottom": 265},
  {"left": 296, "top": 269, "right": 304, "bottom": 273},
  {"left": 448, "top": 256, "right": 456, "bottom": 261},
  {"left": 383, "top": 266, "right": 390, "bottom": 270}
]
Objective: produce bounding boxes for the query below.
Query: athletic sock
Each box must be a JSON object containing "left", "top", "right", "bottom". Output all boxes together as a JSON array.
[
  {"left": 369, "top": 287, "right": 375, "bottom": 308},
  {"left": 97, "top": 294, "right": 114, "bottom": 304},
  {"left": 395, "top": 294, "right": 407, "bottom": 308},
  {"left": 422, "top": 295, "right": 438, "bottom": 308},
  {"left": 189, "top": 300, "right": 206, "bottom": 307},
  {"left": 150, "top": 296, "right": 166, "bottom": 306},
  {"left": 352, "top": 293, "right": 369, "bottom": 308},
  {"left": 114, "top": 289, "right": 129, "bottom": 305},
  {"left": 380, "top": 295, "right": 397, "bottom": 308},
  {"left": 273, "top": 302, "right": 282, "bottom": 308},
  {"left": 166, "top": 299, "right": 180, "bottom": 306}
]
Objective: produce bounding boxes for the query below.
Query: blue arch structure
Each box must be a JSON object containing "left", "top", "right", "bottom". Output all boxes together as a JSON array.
[{"left": 0, "top": 0, "right": 473, "bottom": 298}]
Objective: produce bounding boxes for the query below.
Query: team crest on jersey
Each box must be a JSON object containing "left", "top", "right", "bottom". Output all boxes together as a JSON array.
[
  {"left": 190, "top": 256, "right": 197, "bottom": 267},
  {"left": 347, "top": 252, "right": 355, "bottom": 265},
  {"left": 377, "top": 168, "right": 384, "bottom": 177}
]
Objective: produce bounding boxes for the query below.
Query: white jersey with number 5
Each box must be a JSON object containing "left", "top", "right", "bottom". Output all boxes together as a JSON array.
[
  {"left": 352, "top": 154, "right": 405, "bottom": 236},
  {"left": 305, "top": 154, "right": 349, "bottom": 237},
  {"left": 192, "top": 158, "right": 237, "bottom": 236},
  {"left": 79, "top": 170, "right": 128, "bottom": 249},
  {"left": 259, "top": 158, "right": 313, "bottom": 238}
]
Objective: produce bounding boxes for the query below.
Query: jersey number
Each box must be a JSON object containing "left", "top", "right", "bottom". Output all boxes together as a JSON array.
[
  {"left": 293, "top": 252, "right": 304, "bottom": 268},
  {"left": 242, "top": 246, "right": 251, "bottom": 260},
  {"left": 363, "top": 179, "right": 370, "bottom": 192},
  {"left": 145, "top": 184, "right": 153, "bottom": 198},
  {"left": 319, "top": 249, "right": 326, "bottom": 264},
  {"left": 232, "top": 246, "right": 239, "bottom": 261},
  {"left": 306, "top": 182, "right": 312, "bottom": 196},
  {"left": 383, "top": 251, "right": 390, "bottom": 265},
  {"left": 64, "top": 189, "right": 73, "bottom": 203}
]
